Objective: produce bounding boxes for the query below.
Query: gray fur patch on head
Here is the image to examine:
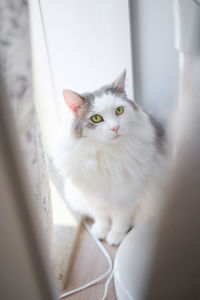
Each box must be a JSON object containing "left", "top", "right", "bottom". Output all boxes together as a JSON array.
[
  {"left": 148, "top": 114, "right": 166, "bottom": 153},
  {"left": 86, "top": 122, "right": 97, "bottom": 130},
  {"left": 83, "top": 84, "right": 117, "bottom": 99},
  {"left": 83, "top": 84, "right": 138, "bottom": 111},
  {"left": 73, "top": 119, "right": 84, "bottom": 138},
  {"left": 71, "top": 96, "right": 92, "bottom": 138},
  {"left": 73, "top": 117, "right": 97, "bottom": 138},
  {"left": 81, "top": 92, "right": 95, "bottom": 103}
]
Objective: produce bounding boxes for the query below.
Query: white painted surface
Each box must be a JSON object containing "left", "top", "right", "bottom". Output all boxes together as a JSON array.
[
  {"left": 174, "top": 0, "right": 200, "bottom": 54},
  {"left": 130, "top": 0, "right": 179, "bottom": 123}
]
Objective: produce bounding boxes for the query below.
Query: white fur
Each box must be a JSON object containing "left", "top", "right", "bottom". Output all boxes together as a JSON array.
[{"left": 52, "top": 93, "right": 167, "bottom": 245}]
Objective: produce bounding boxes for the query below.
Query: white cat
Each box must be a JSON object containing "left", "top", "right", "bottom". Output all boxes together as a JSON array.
[{"left": 52, "top": 70, "right": 167, "bottom": 245}]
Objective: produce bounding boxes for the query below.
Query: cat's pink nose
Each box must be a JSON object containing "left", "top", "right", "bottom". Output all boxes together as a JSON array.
[{"left": 111, "top": 125, "right": 120, "bottom": 133}]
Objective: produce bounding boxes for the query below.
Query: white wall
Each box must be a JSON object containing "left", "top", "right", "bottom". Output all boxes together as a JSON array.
[{"left": 130, "top": 0, "right": 179, "bottom": 124}]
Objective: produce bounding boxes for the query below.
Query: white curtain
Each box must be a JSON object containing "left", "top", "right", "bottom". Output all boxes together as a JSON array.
[{"left": 0, "top": 0, "right": 53, "bottom": 251}]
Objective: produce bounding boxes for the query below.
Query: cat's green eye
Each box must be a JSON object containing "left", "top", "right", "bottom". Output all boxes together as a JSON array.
[
  {"left": 91, "top": 114, "right": 103, "bottom": 123},
  {"left": 115, "top": 106, "right": 124, "bottom": 116}
]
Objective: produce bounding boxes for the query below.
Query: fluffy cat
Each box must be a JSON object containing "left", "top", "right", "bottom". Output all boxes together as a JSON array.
[{"left": 52, "top": 70, "right": 167, "bottom": 245}]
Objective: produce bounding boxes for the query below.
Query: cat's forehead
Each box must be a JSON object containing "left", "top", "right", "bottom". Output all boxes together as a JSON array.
[{"left": 92, "top": 93, "right": 124, "bottom": 112}]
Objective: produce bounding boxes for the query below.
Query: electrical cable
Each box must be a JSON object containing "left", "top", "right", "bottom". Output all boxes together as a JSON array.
[
  {"left": 37, "top": 0, "right": 60, "bottom": 118},
  {"left": 101, "top": 269, "right": 114, "bottom": 300},
  {"left": 59, "top": 221, "right": 113, "bottom": 300}
]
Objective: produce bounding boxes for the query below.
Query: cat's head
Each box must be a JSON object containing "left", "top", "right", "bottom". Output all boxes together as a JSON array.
[{"left": 63, "top": 70, "right": 139, "bottom": 143}]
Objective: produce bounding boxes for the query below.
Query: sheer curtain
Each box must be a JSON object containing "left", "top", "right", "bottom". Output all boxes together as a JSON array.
[{"left": 0, "top": 0, "right": 52, "bottom": 251}]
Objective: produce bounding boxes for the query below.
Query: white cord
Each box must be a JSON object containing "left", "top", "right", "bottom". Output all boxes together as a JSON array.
[
  {"left": 59, "top": 221, "right": 113, "bottom": 300},
  {"left": 101, "top": 269, "right": 115, "bottom": 300}
]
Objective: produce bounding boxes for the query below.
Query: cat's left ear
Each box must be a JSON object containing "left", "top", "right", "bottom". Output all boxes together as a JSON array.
[{"left": 112, "top": 69, "right": 126, "bottom": 94}]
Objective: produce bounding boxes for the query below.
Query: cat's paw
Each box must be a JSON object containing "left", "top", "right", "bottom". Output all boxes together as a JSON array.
[
  {"left": 91, "top": 222, "right": 109, "bottom": 240},
  {"left": 106, "top": 231, "right": 125, "bottom": 245}
]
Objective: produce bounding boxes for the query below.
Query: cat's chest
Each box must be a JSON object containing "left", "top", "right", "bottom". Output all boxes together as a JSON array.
[
  {"left": 68, "top": 142, "right": 147, "bottom": 202},
  {"left": 71, "top": 146, "right": 136, "bottom": 187}
]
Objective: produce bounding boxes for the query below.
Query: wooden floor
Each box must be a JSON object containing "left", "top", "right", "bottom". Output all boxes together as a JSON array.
[{"left": 62, "top": 221, "right": 118, "bottom": 300}]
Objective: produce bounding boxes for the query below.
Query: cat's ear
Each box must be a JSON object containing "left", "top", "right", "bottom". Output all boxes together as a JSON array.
[
  {"left": 112, "top": 69, "right": 126, "bottom": 94},
  {"left": 63, "top": 90, "right": 84, "bottom": 115}
]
